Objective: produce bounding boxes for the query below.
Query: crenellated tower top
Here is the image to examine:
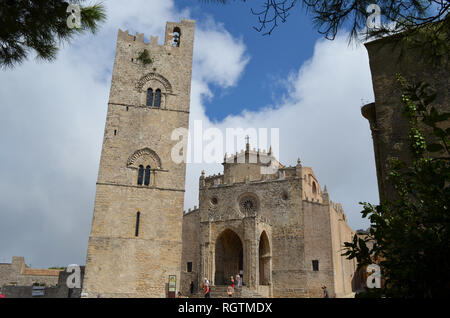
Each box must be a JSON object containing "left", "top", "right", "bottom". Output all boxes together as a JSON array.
[
  {"left": 117, "top": 20, "right": 195, "bottom": 48},
  {"left": 109, "top": 20, "right": 195, "bottom": 113}
]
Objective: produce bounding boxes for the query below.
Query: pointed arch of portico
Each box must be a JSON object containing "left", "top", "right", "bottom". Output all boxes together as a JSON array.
[
  {"left": 213, "top": 228, "right": 245, "bottom": 286},
  {"left": 258, "top": 230, "right": 272, "bottom": 286},
  {"left": 213, "top": 226, "right": 245, "bottom": 245}
]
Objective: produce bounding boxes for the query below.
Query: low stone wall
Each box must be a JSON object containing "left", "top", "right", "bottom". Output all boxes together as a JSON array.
[
  {"left": 2, "top": 285, "right": 82, "bottom": 298},
  {"left": 0, "top": 257, "right": 60, "bottom": 290},
  {"left": 2, "top": 266, "right": 85, "bottom": 298}
]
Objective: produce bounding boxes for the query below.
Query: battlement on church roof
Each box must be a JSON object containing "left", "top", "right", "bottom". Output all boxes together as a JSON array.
[
  {"left": 117, "top": 20, "right": 195, "bottom": 47},
  {"left": 183, "top": 206, "right": 199, "bottom": 215},
  {"left": 222, "top": 143, "right": 282, "bottom": 166}
]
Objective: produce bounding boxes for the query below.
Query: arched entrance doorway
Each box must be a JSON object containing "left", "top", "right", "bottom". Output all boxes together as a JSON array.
[
  {"left": 215, "top": 229, "right": 243, "bottom": 285},
  {"left": 259, "top": 231, "right": 271, "bottom": 285}
]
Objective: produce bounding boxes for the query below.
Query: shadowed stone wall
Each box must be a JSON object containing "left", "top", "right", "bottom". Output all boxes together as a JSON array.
[{"left": 362, "top": 35, "right": 449, "bottom": 202}]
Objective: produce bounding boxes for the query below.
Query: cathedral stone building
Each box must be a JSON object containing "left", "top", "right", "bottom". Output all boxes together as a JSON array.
[
  {"left": 82, "top": 20, "right": 195, "bottom": 298},
  {"left": 82, "top": 20, "right": 357, "bottom": 298},
  {"left": 180, "top": 144, "right": 357, "bottom": 298}
]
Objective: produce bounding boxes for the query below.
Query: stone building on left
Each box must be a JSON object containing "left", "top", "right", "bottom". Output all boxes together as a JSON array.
[{"left": 0, "top": 256, "right": 84, "bottom": 298}]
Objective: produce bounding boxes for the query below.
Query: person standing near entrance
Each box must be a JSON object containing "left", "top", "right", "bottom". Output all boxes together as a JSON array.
[
  {"left": 227, "top": 285, "right": 233, "bottom": 297},
  {"left": 190, "top": 281, "right": 194, "bottom": 295},
  {"left": 230, "top": 276, "right": 235, "bottom": 291},
  {"left": 322, "top": 285, "right": 329, "bottom": 298},
  {"left": 235, "top": 274, "right": 241, "bottom": 290},
  {"left": 202, "top": 278, "right": 209, "bottom": 290},
  {"left": 204, "top": 283, "right": 211, "bottom": 298}
]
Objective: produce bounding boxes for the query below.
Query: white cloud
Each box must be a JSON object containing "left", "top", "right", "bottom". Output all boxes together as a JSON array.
[
  {"left": 194, "top": 18, "right": 250, "bottom": 87},
  {"left": 0, "top": 0, "right": 376, "bottom": 268},
  {"left": 184, "top": 36, "right": 377, "bottom": 232},
  {"left": 0, "top": 0, "right": 252, "bottom": 267}
]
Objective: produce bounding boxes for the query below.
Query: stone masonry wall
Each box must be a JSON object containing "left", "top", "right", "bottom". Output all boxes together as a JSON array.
[
  {"left": 3, "top": 266, "right": 85, "bottom": 298},
  {"left": 0, "top": 257, "right": 60, "bottom": 293},
  {"left": 183, "top": 158, "right": 357, "bottom": 298},
  {"left": 180, "top": 209, "right": 200, "bottom": 296},
  {"left": 82, "top": 20, "right": 195, "bottom": 298},
  {"left": 302, "top": 201, "right": 335, "bottom": 298},
  {"left": 363, "top": 36, "right": 450, "bottom": 202}
]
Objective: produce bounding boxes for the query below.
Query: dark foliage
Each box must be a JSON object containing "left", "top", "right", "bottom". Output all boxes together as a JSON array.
[
  {"left": 0, "top": 0, "right": 106, "bottom": 68},
  {"left": 343, "top": 75, "right": 450, "bottom": 298}
]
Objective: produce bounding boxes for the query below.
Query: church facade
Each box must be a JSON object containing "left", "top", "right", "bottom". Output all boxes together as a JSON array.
[
  {"left": 180, "top": 144, "right": 357, "bottom": 298},
  {"left": 82, "top": 20, "right": 357, "bottom": 298}
]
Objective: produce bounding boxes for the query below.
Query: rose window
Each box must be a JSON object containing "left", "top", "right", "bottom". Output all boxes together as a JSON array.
[{"left": 239, "top": 196, "right": 258, "bottom": 213}]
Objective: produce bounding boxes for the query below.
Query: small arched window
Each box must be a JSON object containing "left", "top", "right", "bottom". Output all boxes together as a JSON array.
[
  {"left": 154, "top": 89, "right": 161, "bottom": 107},
  {"left": 312, "top": 182, "right": 317, "bottom": 195},
  {"left": 138, "top": 165, "right": 144, "bottom": 185},
  {"left": 172, "top": 27, "right": 181, "bottom": 47},
  {"left": 144, "top": 165, "right": 151, "bottom": 186},
  {"left": 146, "top": 88, "right": 153, "bottom": 107}
]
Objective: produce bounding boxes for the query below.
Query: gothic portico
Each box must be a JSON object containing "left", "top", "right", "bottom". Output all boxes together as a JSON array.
[{"left": 180, "top": 142, "right": 357, "bottom": 298}]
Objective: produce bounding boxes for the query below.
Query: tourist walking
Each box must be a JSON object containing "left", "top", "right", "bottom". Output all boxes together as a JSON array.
[{"left": 204, "top": 283, "right": 211, "bottom": 298}]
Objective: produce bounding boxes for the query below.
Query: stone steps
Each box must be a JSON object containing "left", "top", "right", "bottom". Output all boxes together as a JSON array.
[{"left": 190, "top": 286, "right": 265, "bottom": 298}]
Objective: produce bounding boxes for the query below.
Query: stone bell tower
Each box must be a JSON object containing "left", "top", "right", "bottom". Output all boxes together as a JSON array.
[{"left": 82, "top": 20, "right": 195, "bottom": 298}]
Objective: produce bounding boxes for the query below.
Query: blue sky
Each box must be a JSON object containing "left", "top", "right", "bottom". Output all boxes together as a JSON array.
[
  {"left": 104, "top": 0, "right": 323, "bottom": 120},
  {"left": 175, "top": 0, "right": 321, "bottom": 120},
  {"left": 0, "top": 0, "right": 377, "bottom": 267}
]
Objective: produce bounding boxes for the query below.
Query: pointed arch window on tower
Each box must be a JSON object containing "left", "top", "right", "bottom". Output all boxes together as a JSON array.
[
  {"left": 144, "top": 165, "right": 151, "bottom": 186},
  {"left": 146, "top": 88, "right": 153, "bottom": 107},
  {"left": 137, "top": 165, "right": 144, "bottom": 185},
  {"left": 172, "top": 27, "right": 181, "bottom": 47},
  {"left": 154, "top": 89, "right": 161, "bottom": 107}
]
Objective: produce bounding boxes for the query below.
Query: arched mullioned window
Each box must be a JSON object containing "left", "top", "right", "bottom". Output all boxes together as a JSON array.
[
  {"left": 146, "top": 88, "right": 153, "bottom": 107},
  {"left": 172, "top": 27, "right": 181, "bottom": 47},
  {"left": 138, "top": 165, "right": 144, "bottom": 185},
  {"left": 144, "top": 165, "right": 151, "bottom": 186},
  {"left": 154, "top": 89, "right": 161, "bottom": 107}
]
